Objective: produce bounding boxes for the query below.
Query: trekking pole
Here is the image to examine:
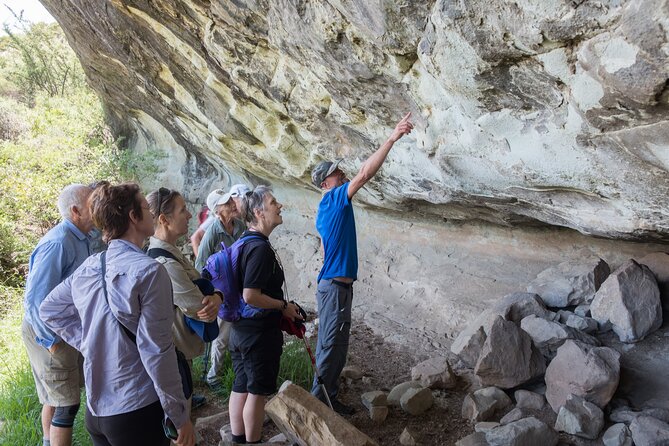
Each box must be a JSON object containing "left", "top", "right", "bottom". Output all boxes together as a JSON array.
[
  {"left": 201, "top": 341, "right": 211, "bottom": 382},
  {"left": 301, "top": 335, "right": 334, "bottom": 410}
]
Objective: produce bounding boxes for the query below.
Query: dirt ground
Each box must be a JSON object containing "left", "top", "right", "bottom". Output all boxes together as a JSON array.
[{"left": 192, "top": 320, "right": 474, "bottom": 445}]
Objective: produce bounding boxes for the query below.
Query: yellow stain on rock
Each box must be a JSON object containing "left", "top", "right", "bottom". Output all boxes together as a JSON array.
[
  {"left": 115, "top": 3, "right": 311, "bottom": 177},
  {"left": 127, "top": 5, "right": 208, "bottom": 73}
]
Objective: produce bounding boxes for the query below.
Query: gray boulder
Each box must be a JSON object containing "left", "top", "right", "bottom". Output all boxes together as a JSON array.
[
  {"left": 499, "top": 406, "right": 557, "bottom": 429},
  {"left": 555, "top": 309, "right": 572, "bottom": 323},
  {"left": 554, "top": 394, "right": 604, "bottom": 439},
  {"left": 565, "top": 313, "right": 598, "bottom": 334},
  {"left": 520, "top": 314, "right": 600, "bottom": 359},
  {"left": 399, "top": 427, "right": 418, "bottom": 446},
  {"left": 545, "top": 340, "right": 620, "bottom": 412},
  {"left": 462, "top": 386, "right": 513, "bottom": 422},
  {"left": 574, "top": 304, "right": 591, "bottom": 317},
  {"left": 452, "top": 293, "right": 552, "bottom": 368},
  {"left": 603, "top": 423, "right": 633, "bottom": 446},
  {"left": 491, "top": 292, "right": 554, "bottom": 323},
  {"left": 475, "top": 316, "right": 546, "bottom": 389},
  {"left": 485, "top": 417, "right": 558, "bottom": 446},
  {"left": 387, "top": 381, "right": 422, "bottom": 406},
  {"left": 400, "top": 387, "right": 433, "bottom": 416},
  {"left": 451, "top": 312, "right": 496, "bottom": 368},
  {"left": 410, "top": 357, "right": 457, "bottom": 389},
  {"left": 591, "top": 259, "right": 662, "bottom": 343},
  {"left": 341, "top": 365, "right": 364, "bottom": 380},
  {"left": 630, "top": 416, "right": 669, "bottom": 446},
  {"left": 514, "top": 390, "right": 546, "bottom": 411},
  {"left": 361, "top": 391, "right": 387, "bottom": 410},
  {"left": 636, "top": 252, "right": 669, "bottom": 311},
  {"left": 475, "top": 421, "right": 500, "bottom": 432},
  {"left": 527, "top": 256, "right": 610, "bottom": 308},
  {"left": 611, "top": 406, "right": 669, "bottom": 424},
  {"left": 455, "top": 432, "right": 489, "bottom": 446}
]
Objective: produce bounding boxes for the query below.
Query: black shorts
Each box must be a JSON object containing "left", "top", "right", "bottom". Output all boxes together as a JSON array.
[
  {"left": 85, "top": 400, "right": 168, "bottom": 446},
  {"left": 229, "top": 326, "right": 283, "bottom": 395}
]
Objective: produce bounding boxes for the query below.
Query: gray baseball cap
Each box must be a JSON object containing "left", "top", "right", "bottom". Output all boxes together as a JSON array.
[{"left": 311, "top": 159, "right": 343, "bottom": 187}]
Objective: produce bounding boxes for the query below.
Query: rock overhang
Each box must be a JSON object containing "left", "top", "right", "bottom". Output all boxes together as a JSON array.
[{"left": 39, "top": 0, "right": 669, "bottom": 241}]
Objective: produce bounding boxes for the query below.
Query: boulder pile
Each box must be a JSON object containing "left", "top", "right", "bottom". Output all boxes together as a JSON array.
[
  {"left": 448, "top": 252, "right": 668, "bottom": 445},
  {"left": 210, "top": 252, "right": 668, "bottom": 445}
]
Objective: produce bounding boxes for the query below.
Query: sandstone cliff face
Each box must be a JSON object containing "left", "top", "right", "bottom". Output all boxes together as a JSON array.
[
  {"left": 39, "top": 0, "right": 669, "bottom": 342},
  {"left": 41, "top": 0, "right": 669, "bottom": 240}
]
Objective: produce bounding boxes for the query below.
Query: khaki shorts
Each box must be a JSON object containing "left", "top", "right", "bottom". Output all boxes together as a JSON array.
[{"left": 22, "top": 319, "right": 83, "bottom": 406}]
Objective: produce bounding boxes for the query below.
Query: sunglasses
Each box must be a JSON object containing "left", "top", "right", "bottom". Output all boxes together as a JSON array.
[{"left": 157, "top": 187, "right": 173, "bottom": 216}]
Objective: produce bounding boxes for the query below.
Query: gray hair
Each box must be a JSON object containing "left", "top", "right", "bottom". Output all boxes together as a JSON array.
[
  {"left": 240, "top": 185, "right": 273, "bottom": 225},
  {"left": 57, "top": 184, "right": 92, "bottom": 220}
]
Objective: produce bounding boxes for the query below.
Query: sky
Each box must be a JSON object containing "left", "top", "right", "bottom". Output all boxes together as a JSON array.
[{"left": 0, "top": 0, "right": 54, "bottom": 32}]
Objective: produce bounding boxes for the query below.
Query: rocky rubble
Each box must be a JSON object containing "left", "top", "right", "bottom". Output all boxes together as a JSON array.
[
  {"left": 590, "top": 260, "right": 663, "bottom": 343},
  {"left": 445, "top": 253, "right": 668, "bottom": 445},
  {"left": 206, "top": 252, "right": 668, "bottom": 445}
]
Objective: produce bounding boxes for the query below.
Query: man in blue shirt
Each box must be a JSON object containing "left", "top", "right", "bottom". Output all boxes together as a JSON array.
[
  {"left": 310, "top": 113, "right": 413, "bottom": 414},
  {"left": 22, "top": 184, "right": 94, "bottom": 446}
]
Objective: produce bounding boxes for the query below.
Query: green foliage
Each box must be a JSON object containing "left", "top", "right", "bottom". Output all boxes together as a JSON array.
[
  {"left": 0, "top": 289, "right": 90, "bottom": 445},
  {"left": 0, "top": 91, "right": 123, "bottom": 284},
  {"left": 2, "top": 16, "right": 86, "bottom": 105},
  {"left": 278, "top": 339, "right": 315, "bottom": 390},
  {"left": 192, "top": 338, "right": 314, "bottom": 402}
]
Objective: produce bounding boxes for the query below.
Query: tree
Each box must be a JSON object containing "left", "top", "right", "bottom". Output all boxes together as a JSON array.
[{"left": 2, "top": 7, "right": 85, "bottom": 105}]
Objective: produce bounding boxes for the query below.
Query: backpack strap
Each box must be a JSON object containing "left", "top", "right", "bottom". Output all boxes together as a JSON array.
[
  {"left": 147, "top": 247, "right": 178, "bottom": 261},
  {"left": 101, "top": 251, "right": 137, "bottom": 344}
]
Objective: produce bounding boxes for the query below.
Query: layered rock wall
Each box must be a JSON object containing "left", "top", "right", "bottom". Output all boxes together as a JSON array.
[
  {"left": 41, "top": 0, "right": 669, "bottom": 239},
  {"left": 39, "top": 0, "right": 669, "bottom": 344}
]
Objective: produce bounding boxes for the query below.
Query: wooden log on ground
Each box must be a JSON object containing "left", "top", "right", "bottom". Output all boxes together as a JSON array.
[{"left": 265, "top": 382, "right": 378, "bottom": 446}]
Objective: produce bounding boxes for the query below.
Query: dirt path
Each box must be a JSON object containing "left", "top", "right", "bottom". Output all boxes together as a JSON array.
[{"left": 192, "top": 320, "right": 473, "bottom": 445}]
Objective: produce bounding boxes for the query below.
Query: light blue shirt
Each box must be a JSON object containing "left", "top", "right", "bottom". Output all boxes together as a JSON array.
[
  {"left": 24, "top": 219, "right": 91, "bottom": 348},
  {"left": 316, "top": 182, "right": 358, "bottom": 281},
  {"left": 40, "top": 239, "right": 189, "bottom": 428}
]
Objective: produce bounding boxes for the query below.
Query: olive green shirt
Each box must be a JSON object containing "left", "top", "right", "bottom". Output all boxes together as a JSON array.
[{"left": 194, "top": 217, "right": 245, "bottom": 272}]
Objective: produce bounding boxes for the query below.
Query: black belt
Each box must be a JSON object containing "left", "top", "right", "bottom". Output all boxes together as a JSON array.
[{"left": 330, "top": 279, "right": 353, "bottom": 289}]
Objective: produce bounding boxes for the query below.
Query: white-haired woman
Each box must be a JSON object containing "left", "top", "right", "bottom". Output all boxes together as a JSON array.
[{"left": 227, "top": 186, "right": 302, "bottom": 444}]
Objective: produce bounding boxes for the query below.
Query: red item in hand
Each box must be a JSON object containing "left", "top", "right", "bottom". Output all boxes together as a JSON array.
[{"left": 280, "top": 317, "right": 306, "bottom": 338}]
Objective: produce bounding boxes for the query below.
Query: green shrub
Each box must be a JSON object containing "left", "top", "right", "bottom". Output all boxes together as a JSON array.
[{"left": 278, "top": 339, "right": 315, "bottom": 390}]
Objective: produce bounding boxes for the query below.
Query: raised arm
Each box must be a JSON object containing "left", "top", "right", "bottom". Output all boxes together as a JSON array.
[{"left": 347, "top": 112, "right": 414, "bottom": 199}]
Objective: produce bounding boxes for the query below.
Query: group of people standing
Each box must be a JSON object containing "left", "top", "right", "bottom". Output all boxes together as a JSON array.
[{"left": 21, "top": 112, "right": 413, "bottom": 445}]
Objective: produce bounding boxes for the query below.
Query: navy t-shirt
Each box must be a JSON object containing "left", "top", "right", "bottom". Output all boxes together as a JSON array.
[{"left": 316, "top": 182, "right": 358, "bottom": 282}]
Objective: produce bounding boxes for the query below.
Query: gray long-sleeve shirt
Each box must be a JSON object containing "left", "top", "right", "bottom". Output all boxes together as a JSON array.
[{"left": 40, "top": 239, "right": 188, "bottom": 428}]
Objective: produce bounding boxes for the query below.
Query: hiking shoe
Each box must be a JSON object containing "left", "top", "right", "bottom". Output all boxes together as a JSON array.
[
  {"left": 192, "top": 394, "right": 207, "bottom": 409},
  {"left": 331, "top": 399, "right": 355, "bottom": 415}
]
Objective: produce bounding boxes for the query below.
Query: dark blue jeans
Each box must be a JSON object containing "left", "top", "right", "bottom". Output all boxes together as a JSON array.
[{"left": 311, "top": 279, "right": 353, "bottom": 403}]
